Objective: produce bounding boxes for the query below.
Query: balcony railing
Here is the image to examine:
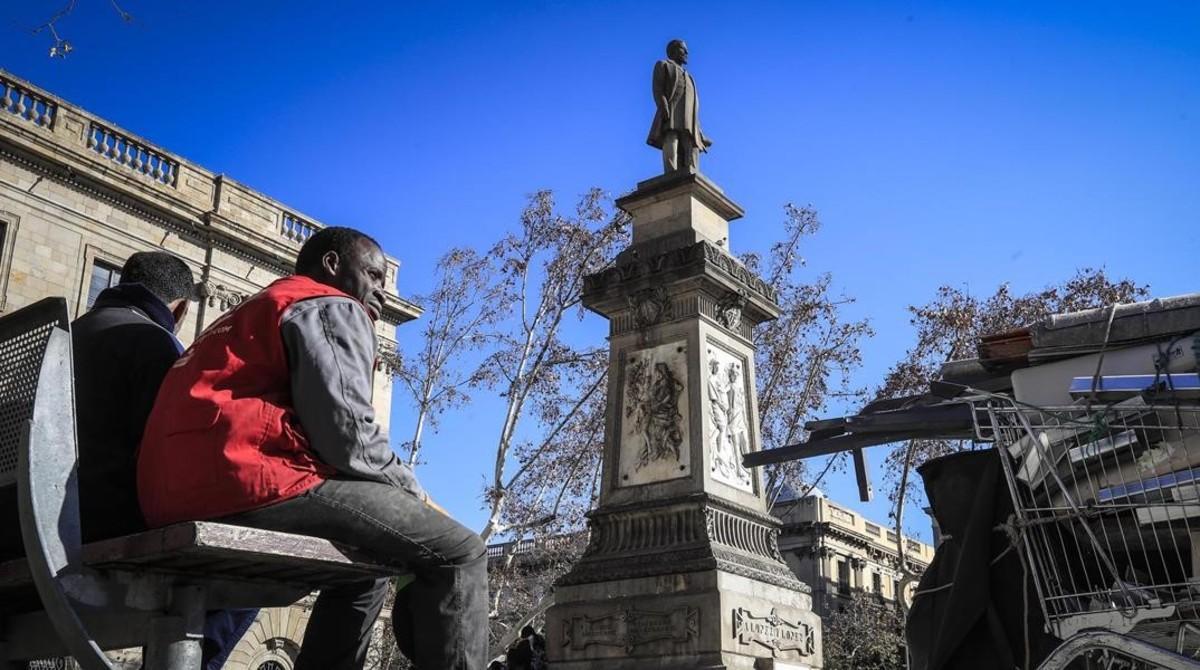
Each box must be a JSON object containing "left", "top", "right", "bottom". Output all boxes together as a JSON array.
[
  {"left": 486, "top": 534, "right": 580, "bottom": 560},
  {"left": 0, "top": 76, "right": 56, "bottom": 130},
  {"left": 282, "top": 212, "right": 318, "bottom": 243},
  {"left": 87, "top": 122, "right": 178, "bottom": 186}
]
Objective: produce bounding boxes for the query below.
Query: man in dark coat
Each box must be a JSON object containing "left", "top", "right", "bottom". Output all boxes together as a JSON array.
[
  {"left": 71, "top": 251, "right": 257, "bottom": 670},
  {"left": 73, "top": 251, "right": 193, "bottom": 542},
  {"left": 647, "top": 39, "right": 713, "bottom": 174}
]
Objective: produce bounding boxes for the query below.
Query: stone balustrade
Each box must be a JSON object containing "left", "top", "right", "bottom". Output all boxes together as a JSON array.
[
  {"left": 87, "top": 122, "right": 178, "bottom": 186},
  {"left": 0, "top": 76, "right": 56, "bottom": 130},
  {"left": 281, "top": 212, "right": 318, "bottom": 243},
  {"left": 485, "top": 534, "right": 579, "bottom": 561},
  {"left": 0, "top": 70, "right": 324, "bottom": 255}
]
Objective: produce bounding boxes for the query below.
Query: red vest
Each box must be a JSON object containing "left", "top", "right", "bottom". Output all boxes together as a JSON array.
[{"left": 138, "top": 275, "right": 349, "bottom": 527}]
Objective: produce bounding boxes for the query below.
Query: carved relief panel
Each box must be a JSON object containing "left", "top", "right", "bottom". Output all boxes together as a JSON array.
[
  {"left": 619, "top": 340, "right": 690, "bottom": 487},
  {"left": 562, "top": 606, "right": 699, "bottom": 653},
  {"left": 705, "top": 344, "right": 754, "bottom": 492}
]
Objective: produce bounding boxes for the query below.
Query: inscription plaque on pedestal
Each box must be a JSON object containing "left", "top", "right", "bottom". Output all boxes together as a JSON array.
[{"left": 733, "top": 608, "right": 816, "bottom": 657}]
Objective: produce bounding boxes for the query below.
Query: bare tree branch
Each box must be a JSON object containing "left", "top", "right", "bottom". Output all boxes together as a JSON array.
[{"left": 30, "top": 0, "right": 134, "bottom": 58}]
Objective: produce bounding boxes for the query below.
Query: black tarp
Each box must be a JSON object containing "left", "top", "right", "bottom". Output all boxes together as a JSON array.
[{"left": 906, "top": 449, "right": 1061, "bottom": 670}]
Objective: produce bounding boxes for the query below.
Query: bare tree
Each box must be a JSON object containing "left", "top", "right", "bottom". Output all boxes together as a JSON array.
[
  {"left": 386, "top": 189, "right": 625, "bottom": 653},
  {"left": 876, "top": 268, "right": 1150, "bottom": 584},
  {"left": 486, "top": 532, "right": 589, "bottom": 654},
  {"left": 741, "top": 204, "right": 873, "bottom": 504},
  {"left": 393, "top": 247, "right": 505, "bottom": 468},
  {"left": 476, "top": 188, "right": 629, "bottom": 544},
  {"left": 28, "top": 0, "right": 133, "bottom": 58},
  {"left": 442, "top": 188, "right": 627, "bottom": 652}
]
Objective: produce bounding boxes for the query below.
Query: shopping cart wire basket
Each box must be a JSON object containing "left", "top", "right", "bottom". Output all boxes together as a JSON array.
[{"left": 973, "top": 392, "right": 1200, "bottom": 664}]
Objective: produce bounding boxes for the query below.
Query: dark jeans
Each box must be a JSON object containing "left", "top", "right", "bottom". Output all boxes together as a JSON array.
[{"left": 224, "top": 478, "right": 488, "bottom": 670}]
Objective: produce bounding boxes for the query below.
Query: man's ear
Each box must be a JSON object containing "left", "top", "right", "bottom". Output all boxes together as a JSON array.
[
  {"left": 321, "top": 250, "right": 341, "bottom": 278},
  {"left": 169, "top": 299, "right": 190, "bottom": 335}
]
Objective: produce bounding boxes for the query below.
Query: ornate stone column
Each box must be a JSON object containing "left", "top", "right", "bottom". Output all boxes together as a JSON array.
[{"left": 546, "top": 172, "right": 822, "bottom": 670}]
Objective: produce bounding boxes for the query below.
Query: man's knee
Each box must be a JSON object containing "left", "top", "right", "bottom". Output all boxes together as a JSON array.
[
  {"left": 415, "top": 510, "right": 487, "bottom": 568},
  {"left": 448, "top": 524, "right": 487, "bottom": 568}
]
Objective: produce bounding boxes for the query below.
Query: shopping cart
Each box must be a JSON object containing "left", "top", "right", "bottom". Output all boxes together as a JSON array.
[{"left": 974, "top": 394, "right": 1200, "bottom": 669}]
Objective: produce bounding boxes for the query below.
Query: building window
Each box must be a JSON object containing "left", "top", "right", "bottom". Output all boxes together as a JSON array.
[
  {"left": 837, "top": 560, "right": 850, "bottom": 596},
  {"left": 86, "top": 259, "right": 122, "bottom": 309},
  {"left": 872, "top": 572, "right": 882, "bottom": 594},
  {"left": 0, "top": 216, "right": 14, "bottom": 313},
  {"left": 256, "top": 662, "right": 287, "bottom": 670}
]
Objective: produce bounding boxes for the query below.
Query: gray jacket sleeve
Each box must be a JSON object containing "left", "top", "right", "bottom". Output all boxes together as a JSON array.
[{"left": 280, "top": 296, "right": 425, "bottom": 498}]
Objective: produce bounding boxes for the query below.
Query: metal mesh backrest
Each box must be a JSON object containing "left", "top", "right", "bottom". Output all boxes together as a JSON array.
[{"left": 0, "top": 298, "right": 69, "bottom": 488}]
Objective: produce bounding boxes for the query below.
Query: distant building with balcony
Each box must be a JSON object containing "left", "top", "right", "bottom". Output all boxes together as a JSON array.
[{"left": 773, "top": 487, "right": 935, "bottom": 617}]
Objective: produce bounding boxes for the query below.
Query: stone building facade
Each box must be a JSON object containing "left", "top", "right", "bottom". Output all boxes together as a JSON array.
[
  {"left": 774, "top": 488, "right": 934, "bottom": 619},
  {"left": 0, "top": 69, "right": 420, "bottom": 669}
]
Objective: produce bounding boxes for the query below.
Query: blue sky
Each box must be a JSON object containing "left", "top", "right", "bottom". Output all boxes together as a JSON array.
[{"left": 4, "top": 0, "right": 1198, "bottom": 540}]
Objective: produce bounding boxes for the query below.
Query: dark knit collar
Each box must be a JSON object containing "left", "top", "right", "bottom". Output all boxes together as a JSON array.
[{"left": 92, "top": 283, "right": 178, "bottom": 334}]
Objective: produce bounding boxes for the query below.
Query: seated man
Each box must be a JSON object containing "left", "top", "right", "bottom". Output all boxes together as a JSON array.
[
  {"left": 138, "top": 227, "right": 487, "bottom": 670},
  {"left": 71, "top": 251, "right": 258, "bottom": 669}
]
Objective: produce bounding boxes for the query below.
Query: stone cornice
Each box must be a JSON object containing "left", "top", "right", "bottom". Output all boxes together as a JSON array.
[
  {"left": 583, "top": 240, "right": 779, "bottom": 330},
  {"left": 0, "top": 140, "right": 202, "bottom": 244},
  {"left": 589, "top": 491, "right": 783, "bottom": 530}
]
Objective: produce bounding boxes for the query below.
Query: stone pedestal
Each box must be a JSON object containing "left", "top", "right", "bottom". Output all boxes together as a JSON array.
[{"left": 546, "top": 172, "right": 822, "bottom": 669}]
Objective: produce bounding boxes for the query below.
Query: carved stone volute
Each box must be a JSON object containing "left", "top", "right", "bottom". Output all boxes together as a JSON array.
[{"left": 196, "top": 280, "right": 247, "bottom": 311}]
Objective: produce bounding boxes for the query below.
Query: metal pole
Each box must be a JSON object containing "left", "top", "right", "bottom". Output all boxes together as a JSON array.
[{"left": 143, "top": 585, "right": 205, "bottom": 670}]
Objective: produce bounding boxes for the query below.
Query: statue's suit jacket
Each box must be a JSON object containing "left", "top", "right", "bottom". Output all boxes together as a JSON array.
[{"left": 647, "top": 59, "right": 708, "bottom": 150}]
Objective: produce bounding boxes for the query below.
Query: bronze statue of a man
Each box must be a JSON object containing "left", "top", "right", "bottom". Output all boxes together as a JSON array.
[{"left": 647, "top": 39, "right": 713, "bottom": 174}]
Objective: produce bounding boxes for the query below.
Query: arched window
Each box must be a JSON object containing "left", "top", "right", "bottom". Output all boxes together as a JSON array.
[{"left": 256, "top": 662, "right": 287, "bottom": 670}]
